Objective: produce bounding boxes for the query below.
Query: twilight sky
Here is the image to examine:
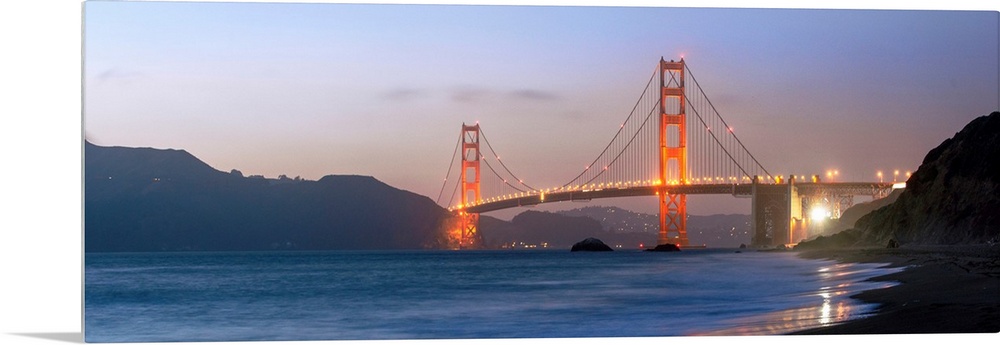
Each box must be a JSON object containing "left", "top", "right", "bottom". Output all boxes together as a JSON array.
[
  {"left": 82, "top": 1, "right": 999, "bottom": 217},
  {"left": 7, "top": 2, "right": 1000, "bottom": 344}
]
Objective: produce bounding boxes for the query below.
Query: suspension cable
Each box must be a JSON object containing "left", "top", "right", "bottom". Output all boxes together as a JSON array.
[
  {"left": 684, "top": 64, "right": 772, "bottom": 178},
  {"left": 478, "top": 126, "right": 537, "bottom": 192},
  {"left": 685, "top": 94, "right": 752, "bottom": 179},
  {"left": 436, "top": 131, "right": 463, "bottom": 205},
  {"left": 581, "top": 98, "right": 660, "bottom": 186},
  {"left": 563, "top": 66, "right": 659, "bottom": 187},
  {"left": 447, "top": 173, "right": 460, "bottom": 208},
  {"left": 479, "top": 153, "right": 528, "bottom": 194}
]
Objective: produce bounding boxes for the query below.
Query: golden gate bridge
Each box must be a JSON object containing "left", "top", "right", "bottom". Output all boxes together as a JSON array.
[{"left": 437, "top": 58, "right": 894, "bottom": 249}]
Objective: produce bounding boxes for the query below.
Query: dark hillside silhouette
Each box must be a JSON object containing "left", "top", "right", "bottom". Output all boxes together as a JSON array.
[{"left": 85, "top": 142, "right": 452, "bottom": 251}]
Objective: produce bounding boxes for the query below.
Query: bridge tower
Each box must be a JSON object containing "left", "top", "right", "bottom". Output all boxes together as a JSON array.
[
  {"left": 458, "top": 123, "right": 481, "bottom": 249},
  {"left": 658, "top": 58, "right": 689, "bottom": 246}
]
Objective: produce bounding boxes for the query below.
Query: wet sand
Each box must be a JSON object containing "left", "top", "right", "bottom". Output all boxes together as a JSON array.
[{"left": 791, "top": 245, "right": 1000, "bottom": 335}]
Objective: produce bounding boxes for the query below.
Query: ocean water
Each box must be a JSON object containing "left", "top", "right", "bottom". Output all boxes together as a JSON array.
[{"left": 84, "top": 249, "right": 900, "bottom": 342}]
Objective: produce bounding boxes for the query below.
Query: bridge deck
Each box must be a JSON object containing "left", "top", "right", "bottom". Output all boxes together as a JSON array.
[{"left": 459, "top": 182, "right": 893, "bottom": 214}]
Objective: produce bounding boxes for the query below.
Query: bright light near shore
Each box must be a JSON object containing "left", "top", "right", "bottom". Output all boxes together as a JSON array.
[{"left": 810, "top": 206, "right": 831, "bottom": 221}]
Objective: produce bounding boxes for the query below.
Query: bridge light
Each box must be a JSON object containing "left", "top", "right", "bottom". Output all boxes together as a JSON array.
[{"left": 810, "top": 206, "right": 831, "bottom": 222}]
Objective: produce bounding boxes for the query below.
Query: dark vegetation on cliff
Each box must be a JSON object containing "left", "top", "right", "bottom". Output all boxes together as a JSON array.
[
  {"left": 817, "top": 189, "right": 903, "bottom": 236},
  {"left": 799, "top": 112, "right": 1000, "bottom": 249},
  {"left": 85, "top": 142, "right": 452, "bottom": 251}
]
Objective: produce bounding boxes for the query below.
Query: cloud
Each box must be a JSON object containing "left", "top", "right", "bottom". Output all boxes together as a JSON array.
[
  {"left": 378, "top": 85, "right": 562, "bottom": 105},
  {"left": 381, "top": 87, "right": 428, "bottom": 102},
  {"left": 449, "top": 86, "right": 560, "bottom": 104},
  {"left": 508, "top": 89, "right": 559, "bottom": 101},
  {"left": 93, "top": 68, "right": 143, "bottom": 84}
]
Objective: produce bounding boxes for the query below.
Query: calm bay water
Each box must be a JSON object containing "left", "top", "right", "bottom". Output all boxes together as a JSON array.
[{"left": 84, "top": 249, "right": 900, "bottom": 342}]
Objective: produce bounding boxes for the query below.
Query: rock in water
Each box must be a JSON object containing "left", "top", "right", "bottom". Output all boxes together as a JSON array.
[
  {"left": 645, "top": 243, "right": 681, "bottom": 252},
  {"left": 570, "top": 237, "right": 613, "bottom": 252}
]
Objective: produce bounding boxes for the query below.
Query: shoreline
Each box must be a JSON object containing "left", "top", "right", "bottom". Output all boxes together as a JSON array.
[{"left": 789, "top": 244, "right": 1000, "bottom": 335}]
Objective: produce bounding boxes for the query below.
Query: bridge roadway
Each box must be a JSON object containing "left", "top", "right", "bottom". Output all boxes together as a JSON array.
[{"left": 460, "top": 182, "right": 894, "bottom": 214}]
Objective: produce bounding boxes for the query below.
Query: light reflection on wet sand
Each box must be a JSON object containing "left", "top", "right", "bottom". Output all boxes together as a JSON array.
[{"left": 691, "top": 262, "right": 903, "bottom": 336}]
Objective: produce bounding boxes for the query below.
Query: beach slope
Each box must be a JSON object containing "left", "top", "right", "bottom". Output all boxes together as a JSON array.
[{"left": 794, "top": 245, "right": 999, "bottom": 334}]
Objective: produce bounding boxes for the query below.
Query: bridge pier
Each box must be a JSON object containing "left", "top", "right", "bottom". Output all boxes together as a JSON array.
[
  {"left": 457, "top": 211, "right": 478, "bottom": 249},
  {"left": 658, "top": 191, "right": 688, "bottom": 246},
  {"left": 751, "top": 177, "right": 896, "bottom": 247},
  {"left": 751, "top": 176, "right": 801, "bottom": 247}
]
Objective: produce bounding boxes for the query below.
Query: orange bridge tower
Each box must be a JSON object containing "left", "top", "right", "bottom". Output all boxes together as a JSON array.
[
  {"left": 458, "top": 123, "right": 481, "bottom": 249},
  {"left": 658, "top": 58, "right": 689, "bottom": 246}
]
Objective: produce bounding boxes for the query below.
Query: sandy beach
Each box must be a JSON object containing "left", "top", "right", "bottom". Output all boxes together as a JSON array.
[{"left": 792, "top": 245, "right": 1000, "bottom": 335}]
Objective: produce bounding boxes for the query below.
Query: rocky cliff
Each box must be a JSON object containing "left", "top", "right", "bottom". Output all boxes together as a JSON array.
[{"left": 800, "top": 112, "right": 1000, "bottom": 248}]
